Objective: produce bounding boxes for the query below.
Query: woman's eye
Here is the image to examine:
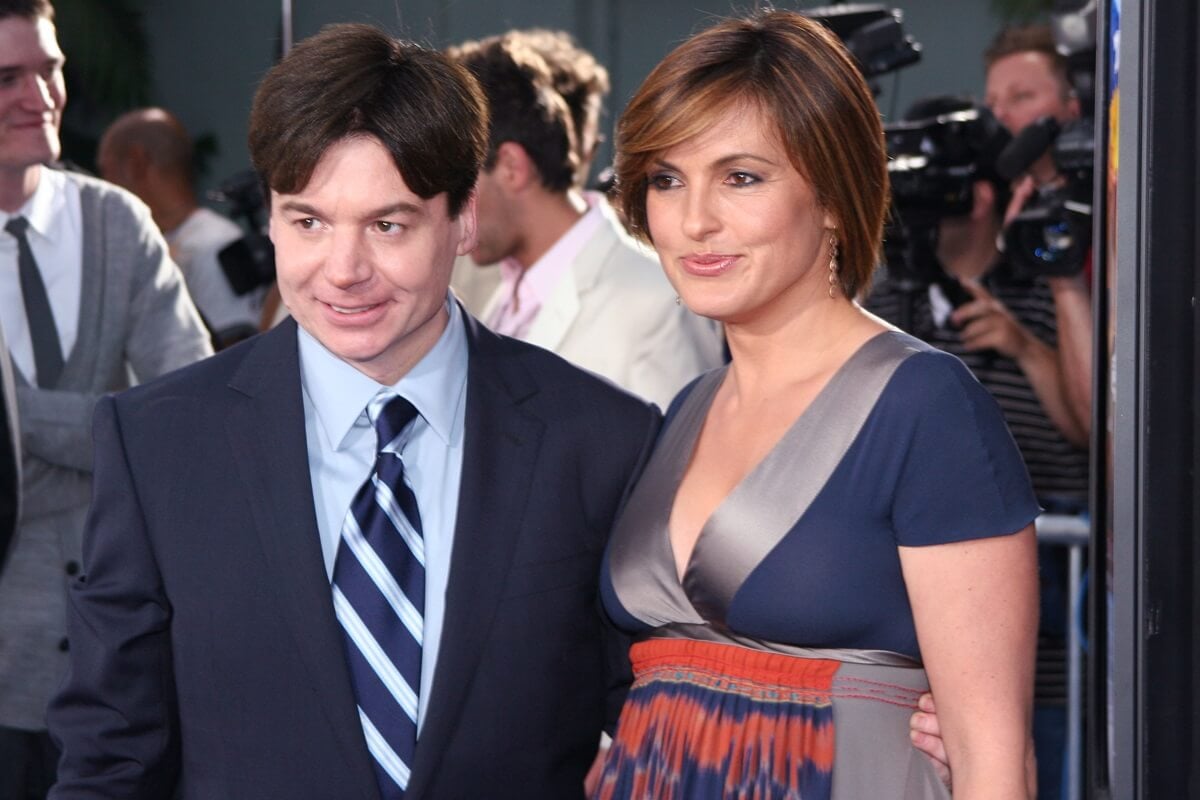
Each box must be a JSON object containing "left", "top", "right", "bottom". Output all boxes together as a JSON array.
[
  {"left": 727, "top": 171, "right": 759, "bottom": 186},
  {"left": 649, "top": 173, "right": 680, "bottom": 191}
]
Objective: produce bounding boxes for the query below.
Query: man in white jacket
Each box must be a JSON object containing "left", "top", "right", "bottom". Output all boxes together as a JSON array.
[{"left": 448, "top": 31, "right": 724, "bottom": 408}]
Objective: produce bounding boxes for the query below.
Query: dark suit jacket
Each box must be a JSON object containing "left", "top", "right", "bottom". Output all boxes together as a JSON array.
[{"left": 47, "top": 315, "right": 661, "bottom": 799}]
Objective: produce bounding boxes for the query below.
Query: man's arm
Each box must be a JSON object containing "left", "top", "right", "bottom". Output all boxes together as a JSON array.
[
  {"left": 1048, "top": 272, "right": 1093, "bottom": 438},
  {"left": 950, "top": 279, "right": 1088, "bottom": 446},
  {"left": 16, "top": 196, "right": 211, "bottom": 473},
  {"left": 999, "top": 174, "right": 1093, "bottom": 441},
  {"left": 47, "top": 395, "right": 180, "bottom": 798}
]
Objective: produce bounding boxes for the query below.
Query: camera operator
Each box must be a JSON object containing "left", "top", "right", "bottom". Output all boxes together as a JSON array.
[
  {"left": 984, "top": 23, "right": 1093, "bottom": 446},
  {"left": 867, "top": 96, "right": 1088, "bottom": 496},
  {"left": 867, "top": 93, "right": 1087, "bottom": 800},
  {"left": 99, "top": 108, "right": 265, "bottom": 349}
]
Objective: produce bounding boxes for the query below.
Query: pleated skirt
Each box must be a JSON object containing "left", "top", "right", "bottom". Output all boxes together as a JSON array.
[{"left": 593, "top": 638, "right": 951, "bottom": 800}]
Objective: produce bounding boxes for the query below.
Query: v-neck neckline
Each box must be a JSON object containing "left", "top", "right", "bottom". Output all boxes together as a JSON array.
[{"left": 666, "top": 330, "right": 895, "bottom": 586}]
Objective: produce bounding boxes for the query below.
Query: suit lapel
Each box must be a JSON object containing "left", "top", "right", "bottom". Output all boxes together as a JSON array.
[
  {"left": 524, "top": 221, "right": 617, "bottom": 353},
  {"left": 405, "top": 316, "right": 545, "bottom": 797},
  {"left": 223, "top": 321, "right": 380, "bottom": 800}
]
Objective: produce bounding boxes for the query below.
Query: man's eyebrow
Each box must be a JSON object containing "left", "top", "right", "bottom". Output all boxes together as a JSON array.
[
  {"left": 276, "top": 200, "right": 320, "bottom": 216},
  {"left": 275, "top": 200, "right": 424, "bottom": 218},
  {"left": 363, "top": 201, "right": 423, "bottom": 218}
]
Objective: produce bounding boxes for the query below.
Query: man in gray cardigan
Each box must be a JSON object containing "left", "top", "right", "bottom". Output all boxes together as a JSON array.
[{"left": 0, "top": 1, "right": 212, "bottom": 794}]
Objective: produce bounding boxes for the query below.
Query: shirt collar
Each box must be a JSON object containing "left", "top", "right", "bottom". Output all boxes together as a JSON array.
[
  {"left": 1, "top": 166, "right": 69, "bottom": 242},
  {"left": 495, "top": 193, "right": 606, "bottom": 298},
  {"left": 298, "top": 296, "right": 469, "bottom": 451}
]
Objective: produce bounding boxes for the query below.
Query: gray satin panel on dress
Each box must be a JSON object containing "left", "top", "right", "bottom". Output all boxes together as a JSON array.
[
  {"left": 605, "top": 367, "right": 728, "bottom": 627},
  {"left": 607, "top": 332, "right": 928, "bottom": 628},
  {"left": 830, "top": 661, "right": 952, "bottom": 800},
  {"left": 685, "top": 331, "right": 924, "bottom": 619}
]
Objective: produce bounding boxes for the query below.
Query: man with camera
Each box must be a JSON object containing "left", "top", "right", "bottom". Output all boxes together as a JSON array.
[
  {"left": 983, "top": 23, "right": 1094, "bottom": 449},
  {"left": 867, "top": 95, "right": 1088, "bottom": 502},
  {"left": 99, "top": 108, "right": 266, "bottom": 349},
  {"left": 869, "top": 27, "right": 1095, "bottom": 800}
]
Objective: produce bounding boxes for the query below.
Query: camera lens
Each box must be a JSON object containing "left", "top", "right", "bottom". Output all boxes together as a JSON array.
[{"left": 1007, "top": 202, "right": 1090, "bottom": 277}]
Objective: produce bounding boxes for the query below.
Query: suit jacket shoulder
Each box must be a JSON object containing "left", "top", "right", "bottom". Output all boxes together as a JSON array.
[{"left": 526, "top": 212, "right": 724, "bottom": 408}]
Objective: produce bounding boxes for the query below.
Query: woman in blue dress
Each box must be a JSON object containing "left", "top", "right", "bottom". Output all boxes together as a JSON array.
[{"left": 594, "top": 10, "right": 1039, "bottom": 799}]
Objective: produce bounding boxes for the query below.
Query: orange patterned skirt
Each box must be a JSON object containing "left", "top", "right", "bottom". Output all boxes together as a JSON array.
[{"left": 594, "top": 638, "right": 841, "bottom": 800}]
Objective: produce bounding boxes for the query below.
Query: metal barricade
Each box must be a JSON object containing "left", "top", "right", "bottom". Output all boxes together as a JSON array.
[{"left": 1036, "top": 513, "right": 1090, "bottom": 800}]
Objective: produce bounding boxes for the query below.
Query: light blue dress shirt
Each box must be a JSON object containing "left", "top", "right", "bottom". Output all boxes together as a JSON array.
[{"left": 298, "top": 297, "right": 467, "bottom": 732}]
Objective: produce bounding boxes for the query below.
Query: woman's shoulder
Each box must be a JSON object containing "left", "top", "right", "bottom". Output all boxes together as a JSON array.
[{"left": 871, "top": 331, "right": 985, "bottom": 404}]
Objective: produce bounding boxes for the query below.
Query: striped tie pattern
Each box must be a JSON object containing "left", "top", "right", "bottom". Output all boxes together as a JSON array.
[{"left": 333, "top": 393, "right": 424, "bottom": 798}]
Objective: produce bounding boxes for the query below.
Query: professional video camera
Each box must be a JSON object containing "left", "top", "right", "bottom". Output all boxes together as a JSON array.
[
  {"left": 209, "top": 170, "right": 276, "bottom": 295},
  {"left": 882, "top": 102, "right": 1012, "bottom": 310},
  {"left": 996, "top": 0, "right": 1097, "bottom": 277},
  {"left": 997, "top": 116, "right": 1094, "bottom": 277},
  {"left": 804, "top": 3, "right": 921, "bottom": 92}
]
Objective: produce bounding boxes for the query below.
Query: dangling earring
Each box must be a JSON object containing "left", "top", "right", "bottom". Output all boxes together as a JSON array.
[{"left": 827, "top": 232, "right": 840, "bottom": 298}]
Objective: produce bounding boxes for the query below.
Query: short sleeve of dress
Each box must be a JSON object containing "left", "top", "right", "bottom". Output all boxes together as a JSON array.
[{"left": 888, "top": 350, "right": 1041, "bottom": 546}]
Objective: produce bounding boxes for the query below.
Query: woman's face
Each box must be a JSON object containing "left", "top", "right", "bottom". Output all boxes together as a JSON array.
[{"left": 644, "top": 102, "right": 835, "bottom": 326}]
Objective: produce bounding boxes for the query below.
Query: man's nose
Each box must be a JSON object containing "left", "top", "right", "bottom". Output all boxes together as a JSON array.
[
  {"left": 21, "top": 73, "right": 59, "bottom": 111},
  {"left": 324, "top": 229, "right": 373, "bottom": 288}
]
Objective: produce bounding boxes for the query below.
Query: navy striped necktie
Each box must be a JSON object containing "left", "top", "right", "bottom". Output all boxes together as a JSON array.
[{"left": 333, "top": 393, "right": 425, "bottom": 798}]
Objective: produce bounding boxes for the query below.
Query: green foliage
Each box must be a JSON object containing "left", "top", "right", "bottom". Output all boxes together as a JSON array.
[
  {"left": 56, "top": 0, "right": 151, "bottom": 111},
  {"left": 53, "top": 0, "right": 151, "bottom": 170}
]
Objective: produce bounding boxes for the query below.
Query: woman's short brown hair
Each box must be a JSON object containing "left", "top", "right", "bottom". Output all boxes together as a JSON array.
[
  {"left": 248, "top": 23, "right": 486, "bottom": 217},
  {"left": 614, "top": 10, "right": 888, "bottom": 297}
]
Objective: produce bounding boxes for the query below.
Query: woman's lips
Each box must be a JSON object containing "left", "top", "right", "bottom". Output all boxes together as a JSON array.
[{"left": 681, "top": 253, "right": 738, "bottom": 276}]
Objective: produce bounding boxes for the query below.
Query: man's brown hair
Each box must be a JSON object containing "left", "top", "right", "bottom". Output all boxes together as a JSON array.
[
  {"left": 0, "top": 0, "right": 53, "bottom": 22},
  {"left": 448, "top": 34, "right": 577, "bottom": 193},
  {"left": 248, "top": 23, "right": 487, "bottom": 216},
  {"left": 613, "top": 9, "right": 888, "bottom": 297},
  {"left": 984, "top": 24, "right": 1072, "bottom": 96},
  {"left": 512, "top": 29, "right": 610, "bottom": 185}
]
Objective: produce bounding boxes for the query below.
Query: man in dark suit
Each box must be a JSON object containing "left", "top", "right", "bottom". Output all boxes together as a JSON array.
[{"left": 46, "top": 24, "right": 659, "bottom": 799}]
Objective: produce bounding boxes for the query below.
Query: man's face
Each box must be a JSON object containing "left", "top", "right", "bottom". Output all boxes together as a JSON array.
[
  {"left": 985, "top": 51, "right": 1079, "bottom": 136},
  {"left": 468, "top": 165, "right": 521, "bottom": 267},
  {"left": 269, "top": 135, "right": 477, "bottom": 384},
  {"left": 0, "top": 14, "right": 65, "bottom": 173}
]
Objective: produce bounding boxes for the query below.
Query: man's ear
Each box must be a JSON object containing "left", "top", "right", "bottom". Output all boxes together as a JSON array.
[
  {"left": 494, "top": 141, "right": 537, "bottom": 191},
  {"left": 454, "top": 189, "right": 479, "bottom": 257}
]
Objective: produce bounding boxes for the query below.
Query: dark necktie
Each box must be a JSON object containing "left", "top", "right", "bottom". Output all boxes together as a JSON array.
[
  {"left": 332, "top": 393, "right": 425, "bottom": 798},
  {"left": 5, "top": 217, "right": 64, "bottom": 388}
]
